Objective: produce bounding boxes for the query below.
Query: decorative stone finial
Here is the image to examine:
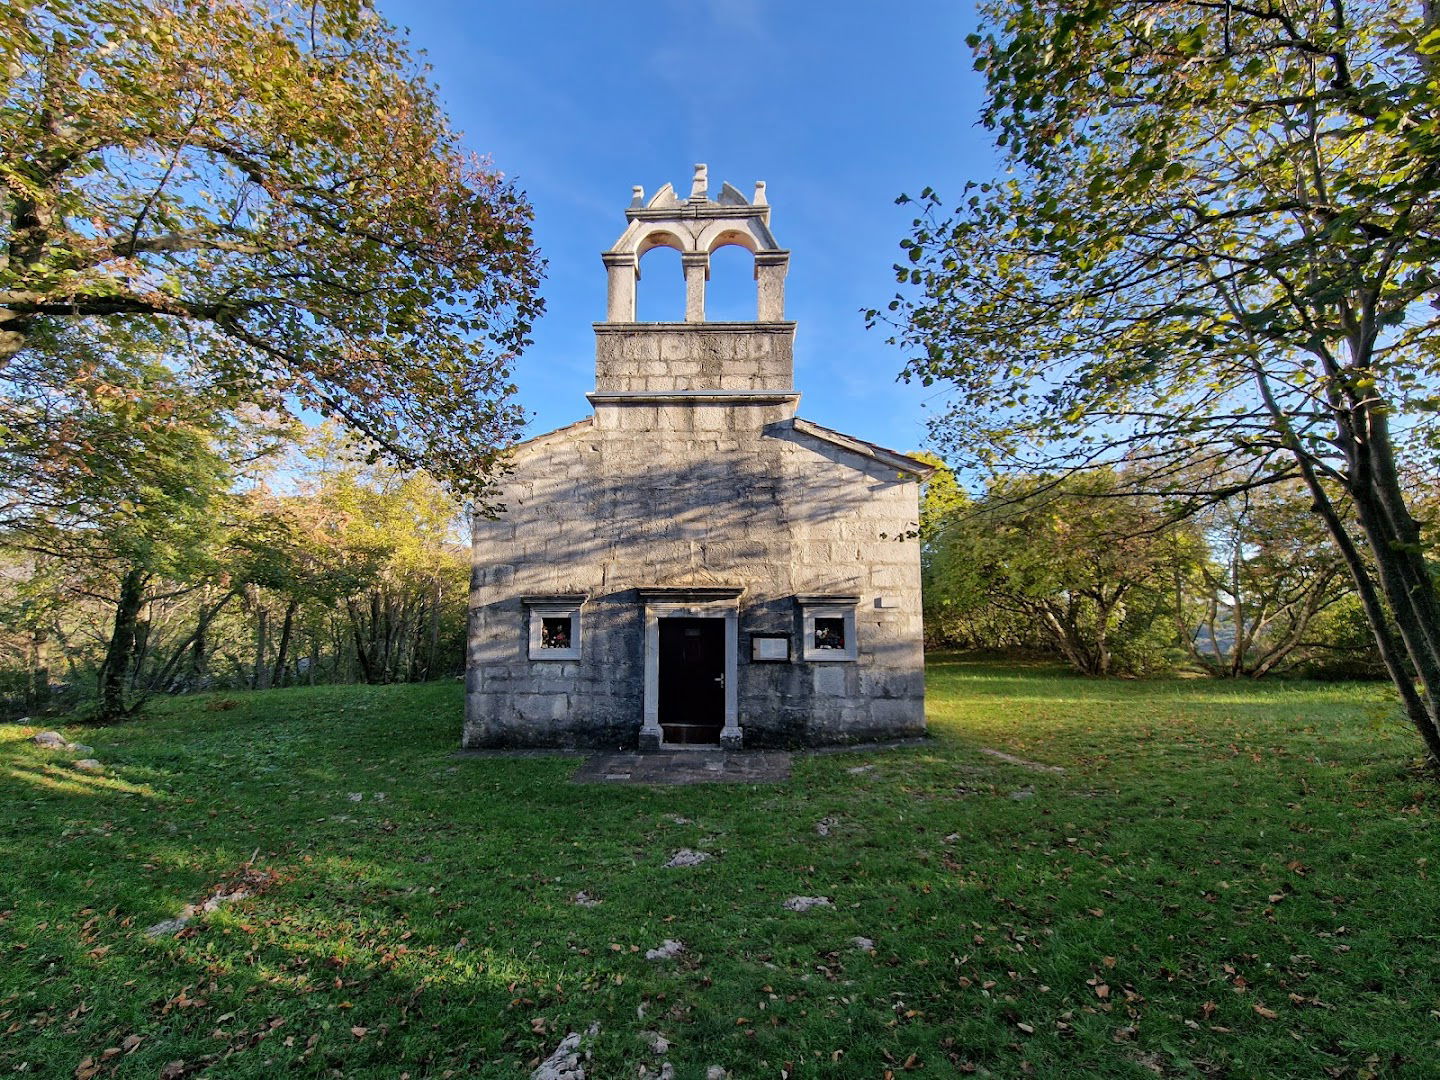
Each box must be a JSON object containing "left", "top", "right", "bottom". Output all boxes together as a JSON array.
[
  {"left": 689, "top": 163, "right": 708, "bottom": 201},
  {"left": 630, "top": 185, "right": 645, "bottom": 207},
  {"left": 753, "top": 180, "right": 767, "bottom": 207}
]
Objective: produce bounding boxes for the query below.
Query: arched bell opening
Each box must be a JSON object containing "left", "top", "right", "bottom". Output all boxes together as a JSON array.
[
  {"left": 704, "top": 243, "right": 758, "bottom": 322},
  {"left": 634, "top": 245, "right": 686, "bottom": 323}
]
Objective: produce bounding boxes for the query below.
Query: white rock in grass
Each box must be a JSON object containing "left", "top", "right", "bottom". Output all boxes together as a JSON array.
[
  {"left": 644, "top": 939, "right": 685, "bottom": 961},
  {"left": 663, "top": 849, "right": 710, "bottom": 868},
  {"left": 846, "top": 764, "right": 875, "bottom": 776},
  {"left": 530, "top": 1022, "right": 599, "bottom": 1080},
  {"left": 706, "top": 1068, "right": 729, "bottom": 1080},
  {"left": 145, "top": 916, "right": 192, "bottom": 938},
  {"left": 73, "top": 759, "right": 103, "bottom": 772},
  {"left": 572, "top": 891, "right": 602, "bottom": 908},
  {"left": 641, "top": 1030, "right": 670, "bottom": 1055},
  {"left": 782, "top": 896, "right": 833, "bottom": 912},
  {"left": 31, "top": 731, "right": 67, "bottom": 748},
  {"left": 348, "top": 792, "right": 363, "bottom": 802},
  {"left": 851, "top": 936, "right": 876, "bottom": 951}
]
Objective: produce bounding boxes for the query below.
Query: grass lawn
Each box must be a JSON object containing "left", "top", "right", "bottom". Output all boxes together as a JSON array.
[{"left": 2, "top": 656, "right": 1438, "bottom": 1078}]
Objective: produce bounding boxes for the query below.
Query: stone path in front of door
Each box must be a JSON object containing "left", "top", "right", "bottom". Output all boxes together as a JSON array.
[
  {"left": 570, "top": 750, "right": 794, "bottom": 785},
  {"left": 456, "top": 737, "right": 930, "bottom": 785}
]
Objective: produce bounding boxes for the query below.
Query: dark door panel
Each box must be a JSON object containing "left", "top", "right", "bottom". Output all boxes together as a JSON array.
[{"left": 658, "top": 618, "right": 725, "bottom": 745}]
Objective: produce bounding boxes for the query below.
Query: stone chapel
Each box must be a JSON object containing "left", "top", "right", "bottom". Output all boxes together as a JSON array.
[{"left": 464, "top": 166, "right": 933, "bottom": 750}]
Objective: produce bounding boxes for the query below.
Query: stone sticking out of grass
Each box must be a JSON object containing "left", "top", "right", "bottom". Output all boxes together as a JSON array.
[
  {"left": 530, "top": 1022, "right": 599, "bottom": 1080},
  {"left": 347, "top": 792, "right": 363, "bottom": 802},
  {"left": 706, "top": 1068, "right": 729, "bottom": 1080},
  {"left": 640, "top": 1030, "right": 670, "bottom": 1055},
  {"left": 73, "top": 759, "right": 103, "bottom": 772},
  {"left": 32, "top": 731, "right": 95, "bottom": 754},
  {"left": 644, "top": 939, "right": 684, "bottom": 961},
  {"left": 1009, "top": 786, "right": 1036, "bottom": 800},
  {"left": 663, "top": 849, "right": 710, "bottom": 868},
  {"left": 846, "top": 764, "right": 875, "bottom": 775},
  {"left": 782, "top": 896, "right": 833, "bottom": 912},
  {"left": 145, "top": 917, "right": 190, "bottom": 938},
  {"left": 664, "top": 814, "right": 692, "bottom": 825},
  {"left": 815, "top": 817, "right": 836, "bottom": 836},
  {"left": 572, "top": 891, "right": 601, "bottom": 907},
  {"left": 979, "top": 747, "right": 1065, "bottom": 773},
  {"left": 144, "top": 866, "right": 276, "bottom": 938},
  {"left": 851, "top": 936, "right": 876, "bottom": 951}
]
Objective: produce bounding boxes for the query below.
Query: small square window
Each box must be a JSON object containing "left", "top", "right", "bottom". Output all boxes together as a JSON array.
[
  {"left": 798, "top": 597, "right": 858, "bottom": 662},
  {"left": 524, "top": 599, "right": 583, "bottom": 661},
  {"left": 540, "top": 617, "right": 572, "bottom": 650},
  {"left": 813, "top": 617, "right": 846, "bottom": 651}
]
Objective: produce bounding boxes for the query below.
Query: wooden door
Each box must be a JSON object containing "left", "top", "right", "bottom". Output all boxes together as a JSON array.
[{"left": 658, "top": 617, "right": 725, "bottom": 745}]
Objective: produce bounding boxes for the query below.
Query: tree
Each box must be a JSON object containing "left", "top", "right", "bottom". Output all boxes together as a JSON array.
[
  {"left": 927, "top": 470, "right": 1187, "bottom": 675},
  {"left": 1, "top": 0, "right": 543, "bottom": 496},
  {"left": 879, "top": 1, "right": 1440, "bottom": 761},
  {"left": 1183, "top": 481, "right": 1354, "bottom": 678}
]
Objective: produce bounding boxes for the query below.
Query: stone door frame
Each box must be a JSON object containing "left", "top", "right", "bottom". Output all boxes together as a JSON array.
[{"left": 638, "top": 587, "right": 742, "bottom": 750}]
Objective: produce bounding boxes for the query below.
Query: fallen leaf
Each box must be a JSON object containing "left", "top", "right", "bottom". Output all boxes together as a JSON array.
[
  {"left": 1253, "top": 1005, "right": 1278, "bottom": 1020},
  {"left": 351, "top": 1025, "right": 368, "bottom": 1039}
]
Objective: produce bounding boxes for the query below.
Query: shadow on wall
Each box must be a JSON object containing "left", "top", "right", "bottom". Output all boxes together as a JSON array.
[{"left": 472, "top": 417, "right": 922, "bottom": 589}]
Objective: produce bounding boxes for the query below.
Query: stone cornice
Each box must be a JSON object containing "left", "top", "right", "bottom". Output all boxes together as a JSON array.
[
  {"left": 592, "top": 321, "right": 796, "bottom": 335},
  {"left": 587, "top": 391, "right": 800, "bottom": 406}
]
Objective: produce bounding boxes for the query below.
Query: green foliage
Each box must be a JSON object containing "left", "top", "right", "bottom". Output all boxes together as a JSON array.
[
  {"left": 881, "top": 0, "right": 1440, "bottom": 756},
  {"left": 0, "top": 0, "right": 543, "bottom": 496},
  {"left": 1185, "top": 481, "right": 1359, "bottom": 677},
  {"left": 1, "top": 661, "right": 1435, "bottom": 1075},
  {"left": 926, "top": 469, "right": 1189, "bottom": 674}
]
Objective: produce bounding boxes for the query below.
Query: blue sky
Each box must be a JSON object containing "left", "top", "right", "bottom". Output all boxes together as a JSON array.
[{"left": 379, "top": 0, "right": 994, "bottom": 458}]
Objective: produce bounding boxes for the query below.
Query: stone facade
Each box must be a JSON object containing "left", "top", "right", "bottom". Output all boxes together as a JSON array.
[{"left": 464, "top": 166, "right": 932, "bottom": 750}]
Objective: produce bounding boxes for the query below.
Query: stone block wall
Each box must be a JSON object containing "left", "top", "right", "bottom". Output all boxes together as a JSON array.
[
  {"left": 465, "top": 390, "right": 927, "bottom": 750},
  {"left": 592, "top": 323, "right": 795, "bottom": 393}
]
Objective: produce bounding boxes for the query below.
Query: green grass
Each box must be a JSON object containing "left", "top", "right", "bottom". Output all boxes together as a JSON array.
[{"left": 2, "top": 656, "right": 1438, "bottom": 1078}]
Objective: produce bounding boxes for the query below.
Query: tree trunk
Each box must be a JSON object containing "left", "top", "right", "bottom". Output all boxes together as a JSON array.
[
  {"left": 254, "top": 602, "right": 270, "bottom": 690},
  {"left": 129, "top": 598, "right": 153, "bottom": 690},
  {"left": 426, "top": 578, "right": 442, "bottom": 680},
  {"left": 27, "top": 626, "right": 51, "bottom": 711},
  {"left": 96, "top": 568, "right": 146, "bottom": 723},
  {"left": 271, "top": 598, "right": 298, "bottom": 689},
  {"left": 191, "top": 590, "right": 212, "bottom": 686},
  {"left": 1293, "top": 450, "right": 1440, "bottom": 764},
  {"left": 348, "top": 598, "right": 376, "bottom": 683}
]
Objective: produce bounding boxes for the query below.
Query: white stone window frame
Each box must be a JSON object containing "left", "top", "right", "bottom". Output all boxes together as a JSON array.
[
  {"left": 523, "top": 595, "right": 586, "bottom": 661},
  {"left": 798, "top": 595, "right": 860, "bottom": 662}
]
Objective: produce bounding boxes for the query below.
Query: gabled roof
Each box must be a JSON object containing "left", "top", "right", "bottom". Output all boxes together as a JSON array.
[
  {"left": 506, "top": 416, "right": 594, "bottom": 457},
  {"left": 789, "top": 417, "right": 936, "bottom": 480}
]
